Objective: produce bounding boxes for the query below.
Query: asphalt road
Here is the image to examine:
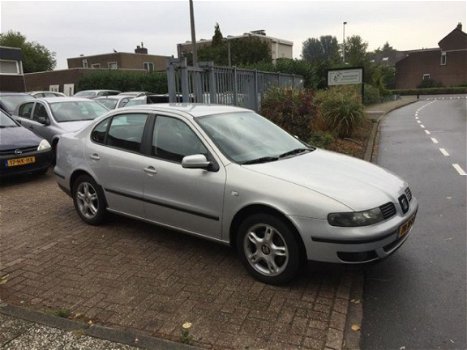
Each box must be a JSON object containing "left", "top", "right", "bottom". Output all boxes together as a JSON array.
[{"left": 362, "top": 95, "right": 467, "bottom": 349}]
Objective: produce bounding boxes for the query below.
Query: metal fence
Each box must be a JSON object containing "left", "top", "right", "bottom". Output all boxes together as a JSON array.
[{"left": 167, "top": 58, "right": 304, "bottom": 111}]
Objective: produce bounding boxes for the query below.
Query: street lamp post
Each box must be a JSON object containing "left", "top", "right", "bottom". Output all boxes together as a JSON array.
[
  {"left": 189, "top": 0, "right": 198, "bottom": 67},
  {"left": 343, "top": 21, "right": 347, "bottom": 64}
]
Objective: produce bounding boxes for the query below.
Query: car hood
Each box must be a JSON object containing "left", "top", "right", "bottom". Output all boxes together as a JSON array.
[
  {"left": 244, "top": 149, "right": 406, "bottom": 211},
  {"left": 57, "top": 120, "right": 93, "bottom": 132},
  {"left": 0, "top": 126, "right": 41, "bottom": 150}
]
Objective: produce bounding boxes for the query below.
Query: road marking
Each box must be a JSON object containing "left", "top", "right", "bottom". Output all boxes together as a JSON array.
[
  {"left": 452, "top": 164, "right": 467, "bottom": 176},
  {"left": 415, "top": 117, "right": 419, "bottom": 120},
  {"left": 421, "top": 125, "right": 425, "bottom": 128},
  {"left": 417, "top": 120, "right": 421, "bottom": 124},
  {"left": 431, "top": 137, "right": 438, "bottom": 144},
  {"left": 425, "top": 130, "right": 431, "bottom": 135},
  {"left": 439, "top": 148, "right": 449, "bottom": 156}
]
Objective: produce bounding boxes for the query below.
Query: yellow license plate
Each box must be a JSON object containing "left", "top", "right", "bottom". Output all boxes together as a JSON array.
[
  {"left": 399, "top": 213, "right": 416, "bottom": 238},
  {"left": 7, "top": 156, "right": 36, "bottom": 167}
]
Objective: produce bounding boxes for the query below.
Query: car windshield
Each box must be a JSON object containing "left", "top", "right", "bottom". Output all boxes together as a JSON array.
[
  {"left": 74, "top": 91, "right": 97, "bottom": 98},
  {"left": 50, "top": 101, "right": 108, "bottom": 122},
  {"left": 125, "top": 98, "right": 146, "bottom": 107},
  {"left": 96, "top": 99, "right": 118, "bottom": 109},
  {"left": 196, "top": 111, "right": 313, "bottom": 164},
  {"left": 0, "top": 95, "right": 34, "bottom": 113},
  {"left": 0, "top": 110, "right": 18, "bottom": 127}
]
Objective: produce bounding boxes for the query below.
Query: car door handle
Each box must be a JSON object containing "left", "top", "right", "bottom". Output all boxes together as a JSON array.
[
  {"left": 144, "top": 166, "right": 157, "bottom": 175},
  {"left": 90, "top": 153, "right": 100, "bottom": 160}
]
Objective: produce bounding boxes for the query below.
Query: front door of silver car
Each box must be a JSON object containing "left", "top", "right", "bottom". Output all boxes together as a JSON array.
[
  {"left": 87, "top": 113, "right": 151, "bottom": 217},
  {"left": 143, "top": 115, "right": 225, "bottom": 239}
]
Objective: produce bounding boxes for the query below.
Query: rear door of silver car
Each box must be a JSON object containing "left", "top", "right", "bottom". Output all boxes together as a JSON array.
[{"left": 87, "top": 113, "right": 151, "bottom": 218}]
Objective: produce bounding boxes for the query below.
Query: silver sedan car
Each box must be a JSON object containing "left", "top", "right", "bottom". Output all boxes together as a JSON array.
[
  {"left": 14, "top": 97, "right": 109, "bottom": 150},
  {"left": 54, "top": 104, "right": 418, "bottom": 284}
]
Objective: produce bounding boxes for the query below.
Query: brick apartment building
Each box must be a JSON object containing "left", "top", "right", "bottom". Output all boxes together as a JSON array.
[
  {"left": 395, "top": 23, "right": 467, "bottom": 89},
  {"left": 67, "top": 44, "right": 169, "bottom": 72},
  {"left": 23, "top": 44, "right": 170, "bottom": 95}
]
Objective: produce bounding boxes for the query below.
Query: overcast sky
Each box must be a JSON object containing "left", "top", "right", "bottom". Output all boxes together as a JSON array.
[{"left": 1, "top": 1, "right": 465, "bottom": 69}]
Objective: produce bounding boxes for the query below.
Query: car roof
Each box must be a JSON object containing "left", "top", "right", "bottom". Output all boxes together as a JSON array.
[
  {"left": 95, "top": 95, "right": 126, "bottom": 100},
  {"left": 0, "top": 92, "right": 32, "bottom": 96},
  {"left": 125, "top": 103, "right": 250, "bottom": 118},
  {"left": 38, "top": 97, "right": 98, "bottom": 103}
]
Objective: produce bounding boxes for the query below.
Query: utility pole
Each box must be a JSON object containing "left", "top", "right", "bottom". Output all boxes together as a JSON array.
[
  {"left": 343, "top": 21, "right": 347, "bottom": 64},
  {"left": 189, "top": 0, "right": 198, "bottom": 67}
]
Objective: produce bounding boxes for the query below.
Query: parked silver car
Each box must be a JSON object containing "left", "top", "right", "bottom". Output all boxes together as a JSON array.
[
  {"left": 14, "top": 97, "right": 109, "bottom": 150},
  {"left": 95, "top": 96, "right": 133, "bottom": 110},
  {"left": 54, "top": 104, "right": 418, "bottom": 284}
]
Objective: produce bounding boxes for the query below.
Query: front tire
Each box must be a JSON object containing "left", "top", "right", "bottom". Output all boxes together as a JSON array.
[
  {"left": 72, "top": 175, "right": 106, "bottom": 225},
  {"left": 237, "top": 213, "right": 302, "bottom": 284}
]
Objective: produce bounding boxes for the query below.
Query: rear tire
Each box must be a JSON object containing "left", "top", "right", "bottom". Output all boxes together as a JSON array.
[
  {"left": 72, "top": 175, "right": 106, "bottom": 225},
  {"left": 237, "top": 213, "right": 302, "bottom": 284}
]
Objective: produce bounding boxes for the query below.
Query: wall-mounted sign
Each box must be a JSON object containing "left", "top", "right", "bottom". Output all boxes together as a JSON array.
[{"left": 328, "top": 68, "right": 363, "bottom": 86}]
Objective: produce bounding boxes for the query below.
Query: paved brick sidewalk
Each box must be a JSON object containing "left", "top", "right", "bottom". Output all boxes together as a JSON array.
[{"left": 0, "top": 173, "right": 359, "bottom": 349}]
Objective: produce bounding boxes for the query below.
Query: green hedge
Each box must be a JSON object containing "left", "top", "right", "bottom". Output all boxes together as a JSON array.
[
  {"left": 391, "top": 87, "right": 467, "bottom": 95},
  {"left": 76, "top": 70, "right": 168, "bottom": 93}
]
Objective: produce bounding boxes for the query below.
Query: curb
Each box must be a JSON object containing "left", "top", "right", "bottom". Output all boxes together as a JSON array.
[
  {"left": 0, "top": 304, "right": 195, "bottom": 350},
  {"left": 364, "top": 99, "right": 419, "bottom": 162}
]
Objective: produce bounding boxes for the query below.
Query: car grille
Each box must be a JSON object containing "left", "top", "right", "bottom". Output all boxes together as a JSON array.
[
  {"left": 405, "top": 187, "right": 412, "bottom": 202},
  {"left": 0, "top": 146, "right": 37, "bottom": 155},
  {"left": 380, "top": 202, "right": 396, "bottom": 219}
]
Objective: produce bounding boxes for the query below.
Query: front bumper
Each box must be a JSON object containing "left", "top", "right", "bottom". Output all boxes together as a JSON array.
[
  {"left": 0, "top": 150, "right": 52, "bottom": 177},
  {"left": 290, "top": 198, "right": 419, "bottom": 263}
]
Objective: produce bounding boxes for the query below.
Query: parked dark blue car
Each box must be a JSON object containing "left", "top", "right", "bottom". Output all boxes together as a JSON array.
[{"left": 0, "top": 109, "right": 52, "bottom": 177}]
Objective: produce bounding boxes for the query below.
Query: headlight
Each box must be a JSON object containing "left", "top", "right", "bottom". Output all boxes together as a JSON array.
[
  {"left": 328, "top": 207, "right": 384, "bottom": 227},
  {"left": 37, "top": 139, "right": 51, "bottom": 151}
]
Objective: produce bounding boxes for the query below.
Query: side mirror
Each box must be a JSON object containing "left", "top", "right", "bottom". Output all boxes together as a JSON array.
[
  {"left": 38, "top": 116, "right": 50, "bottom": 125},
  {"left": 182, "top": 154, "right": 211, "bottom": 169}
]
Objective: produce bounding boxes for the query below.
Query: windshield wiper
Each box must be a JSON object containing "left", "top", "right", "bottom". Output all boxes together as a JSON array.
[
  {"left": 278, "top": 147, "right": 312, "bottom": 159},
  {"left": 241, "top": 156, "right": 279, "bottom": 165}
]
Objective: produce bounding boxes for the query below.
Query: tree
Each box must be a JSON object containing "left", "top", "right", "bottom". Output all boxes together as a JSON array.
[
  {"left": 212, "top": 23, "right": 223, "bottom": 47},
  {"left": 302, "top": 35, "right": 340, "bottom": 64},
  {"left": 344, "top": 35, "right": 368, "bottom": 66},
  {"left": 0, "top": 31, "right": 56, "bottom": 72},
  {"left": 197, "top": 26, "right": 271, "bottom": 66}
]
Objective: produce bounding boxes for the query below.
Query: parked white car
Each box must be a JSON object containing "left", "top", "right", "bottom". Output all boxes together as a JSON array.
[{"left": 54, "top": 104, "right": 418, "bottom": 284}]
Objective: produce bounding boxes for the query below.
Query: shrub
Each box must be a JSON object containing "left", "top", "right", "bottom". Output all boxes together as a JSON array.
[
  {"left": 260, "top": 87, "right": 317, "bottom": 140},
  {"left": 315, "top": 86, "right": 364, "bottom": 138},
  {"left": 76, "top": 70, "right": 168, "bottom": 93},
  {"left": 363, "top": 84, "right": 381, "bottom": 105},
  {"left": 308, "top": 131, "right": 335, "bottom": 148},
  {"left": 417, "top": 78, "right": 443, "bottom": 89},
  {"left": 391, "top": 86, "right": 467, "bottom": 95}
]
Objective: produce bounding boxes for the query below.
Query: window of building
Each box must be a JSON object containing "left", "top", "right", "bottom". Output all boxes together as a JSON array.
[
  {"left": 0, "top": 60, "right": 20, "bottom": 74},
  {"left": 440, "top": 52, "right": 447, "bottom": 65},
  {"left": 108, "top": 62, "right": 118, "bottom": 70},
  {"left": 91, "top": 63, "right": 101, "bottom": 69},
  {"left": 143, "top": 62, "right": 154, "bottom": 72},
  {"left": 422, "top": 74, "right": 431, "bottom": 80},
  {"left": 82, "top": 59, "right": 88, "bottom": 68}
]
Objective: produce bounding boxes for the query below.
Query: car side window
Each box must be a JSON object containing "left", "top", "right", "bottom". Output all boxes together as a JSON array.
[
  {"left": 32, "top": 103, "right": 49, "bottom": 123},
  {"left": 91, "top": 118, "right": 110, "bottom": 144},
  {"left": 18, "top": 102, "right": 34, "bottom": 119},
  {"left": 152, "top": 116, "right": 208, "bottom": 163},
  {"left": 107, "top": 114, "right": 148, "bottom": 152}
]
